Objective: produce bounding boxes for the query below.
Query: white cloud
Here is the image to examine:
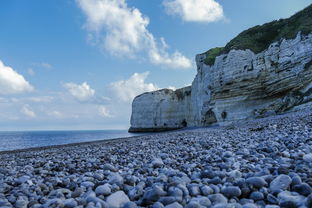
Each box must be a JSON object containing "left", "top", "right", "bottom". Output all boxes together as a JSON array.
[
  {"left": 98, "top": 106, "right": 112, "bottom": 118},
  {"left": 110, "top": 72, "right": 158, "bottom": 102},
  {"left": 0, "top": 60, "right": 34, "bottom": 94},
  {"left": 163, "top": 0, "right": 224, "bottom": 23},
  {"left": 63, "top": 82, "right": 95, "bottom": 101},
  {"left": 21, "top": 105, "right": 36, "bottom": 118},
  {"left": 76, "top": 0, "right": 192, "bottom": 69}
]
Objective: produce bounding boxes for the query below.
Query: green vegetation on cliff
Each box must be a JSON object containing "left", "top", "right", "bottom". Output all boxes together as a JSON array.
[
  {"left": 204, "top": 47, "right": 225, "bottom": 66},
  {"left": 204, "top": 4, "right": 312, "bottom": 66}
]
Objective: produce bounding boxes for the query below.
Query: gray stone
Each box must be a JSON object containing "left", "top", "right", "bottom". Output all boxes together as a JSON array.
[
  {"left": 123, "top": 201, "right": 138, "bottom": 208},
  {"left": 64, "top": 198, "right": 78, "bottom": 208},
  {"left": 208, "top": 194, "right": 228, "bottom": 205},
  {"left": 277, "top": 191, "right": 305, "bottom": 207},
  {"left": 291, "top": 176, "right": 302, "bottom": 186},
  {"left": 86, "top": 195, "right": 107, "bottom": 207},
  {"left": 142, "top": 186, "right": 166, "bottom": 204},
  {"left": 242, "top": 203, "right": 258, "bottom": 208},
  {"left": 250, "top": 191, "right": 264, "bottom": 201},
  {"left": 270, "top": 175, "right": 292, "bottom": 193},
  {"left": 201, "top": 185, "right": 214, "bottom": 196},
  {"left": 246, "top": 177, "right": 267, "bottom": 188},
  {"left": 103, "top": 164, "right": 118, "bottom": 172},
  {"left": 15, "top": 175, "right": 30, "bottom": 185},
  {"left": 188, "top": 184, "right": 201, "bottom": 196},
  {"left": 293, "top": 183, "right": 312, "bottom": 196},
  {"left": 152, "top": 158, "right": 164, "bottom": 168},
  {"left": 185, "top": 202, "right": 200, "bottom": 208},
  {"left": 189, "top": 197, "right": 211, "bottom": 207},
  {"left": 221, "top": 186, "right": 242, "bottom": 198},
  {"left": 267, "top": 194, "right": 278, "bottom": 204},
  {"left": 264, "top": 206, "right": 280, "bottom": 208},
  {"left": 106, "top": 191, "right": 130, "bottom": 208},
  {"left": 71, "top": 188, "right": 83, "bottom": 198},
  {"left": 306, "top": 193, "right": 312, "bottom": 207},
  {"left": 158, "top": 197, "right": 177, "bottom": 206},
  {"left": 95, "top": 184, "right": 111, "bottom": 196},
  {"left": 81, "top": 181, "right": 95, "bottom": 189},
  {"left": 164, "top": 202, "right": 183, "bottom": 208},
  {"left": 15, "top": 199, "right": 28, "bottom": 208},
  {"left": 303, "top": 153, "right": 312, "bottom": 163},
  {"left": 109, "top": 173, "right": 124, "bottom": 186},
  {"left": 152, "top": 202, "right": 165, "bottom": 208}
]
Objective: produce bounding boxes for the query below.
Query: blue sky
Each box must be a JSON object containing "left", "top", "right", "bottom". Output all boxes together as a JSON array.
[{"left": 0, "top": 0, "right": 310, "bottom": 131}]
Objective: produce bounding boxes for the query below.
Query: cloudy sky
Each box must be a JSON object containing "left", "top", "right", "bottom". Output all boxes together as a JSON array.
[{"left": 0, "top": 0, "right": 310, "bottom": 131}]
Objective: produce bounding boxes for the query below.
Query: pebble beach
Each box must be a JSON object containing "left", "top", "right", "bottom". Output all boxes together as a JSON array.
[{"left": 1, "top": 110, "right": 312, "bottom": 208}]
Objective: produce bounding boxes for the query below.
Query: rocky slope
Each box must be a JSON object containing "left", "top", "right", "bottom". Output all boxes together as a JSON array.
[{"left": 130, "top": 5, "right": 312, "bottom": 132}]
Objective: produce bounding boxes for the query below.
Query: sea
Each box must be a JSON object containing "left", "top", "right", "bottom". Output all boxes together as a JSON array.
[{"left": 0, "top": 130, "right": 142, "bottom": 152}]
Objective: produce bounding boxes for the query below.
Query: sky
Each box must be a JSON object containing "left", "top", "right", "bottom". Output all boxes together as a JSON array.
[{"left": 0, "top": 0, "right": 311, "bottom": 131}]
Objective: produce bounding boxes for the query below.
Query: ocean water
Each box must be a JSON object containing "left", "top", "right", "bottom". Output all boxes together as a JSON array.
[{"left": 0, "top": 130, "right": 142, "bottom": 152}]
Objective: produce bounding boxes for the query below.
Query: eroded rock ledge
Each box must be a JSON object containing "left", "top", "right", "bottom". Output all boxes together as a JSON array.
[{"left": 129, "top": 32, "right": 312, "bottom": 132}]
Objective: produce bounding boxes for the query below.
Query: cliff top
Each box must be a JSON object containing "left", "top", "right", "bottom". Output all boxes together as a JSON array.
[{"left": 204, "top": 4, "right": 312, "bottom": 65}]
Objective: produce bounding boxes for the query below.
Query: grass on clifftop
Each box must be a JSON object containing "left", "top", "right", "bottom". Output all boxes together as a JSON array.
[
  {"left": 204, "top": 4, "right": 312, "bottom": 66},
  {"left": 204, "top": 47, "right": 225, "bottom": 66}
]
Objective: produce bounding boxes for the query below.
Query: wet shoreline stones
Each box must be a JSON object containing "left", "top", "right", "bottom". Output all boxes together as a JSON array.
[{"left": 0, "top": 110, "right": 312, "bottom": 207}]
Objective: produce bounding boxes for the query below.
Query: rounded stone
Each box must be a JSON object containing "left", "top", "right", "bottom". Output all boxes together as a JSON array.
[
  {"left": 95, "top": 184, "right": 111, "bottom": 196},
  {"left": 15, "top": 199, "right": 28, "bottom": 208},
  {"left": 123, "top": 201, "right": 138, "bottom": 208},
  {"left": 188, "top": 184, "right": 201, "bottom": 196},
  {"left": 264, "top": 205, "right": 280, "bottom": 208},
  {"left": 249, "top": 191, "right": 264, "bottom": 201},
  {"left": 277, "top": 191, "right": 305, "bottom": 207},
  {"left": 201, "top": 185, "right": 214, "bottom": 196},
  {"left": 208, "top": 194, "right": 228, "bottom": 205},
  {"left": 164, "top": 202, "right": 183, "bottom": 208},
  {"left": 270, "top": 175, "right": 292, "bottom": 193},
  {"left": 108, "top": 173, "right": 124, "bottom": 186},
  {"left": 80, "top": 181, "right": 95, "bottom": 189},
  {"left": 106, "top": 191, "right": 130, "bottom": 208},
  {"left": 246, "top": 177, "right": 267, "bottom": 188},
  {"left": 152, "top": 202, "right": 165, "bottom": 208},
  {"left": 64, "top": 198, "right": 78, "bottom": 208},
  {"left": 293, "top": 183, "right": 312, "bottom": 196},
  {"left": 303, "top": 153, "right": 312, "bottom": 163},
  {"left": 291, "top": 176, "right": 302, "bottom": 186},
  {"left": 306, "top": 193, "right": 312, "bottom": 207},
  {"left": 185, "top": 201, "right": 201, "bottom": 208},
  {"left": 242, "top": 203, "right": 258, "bottom": 208},
  {"left": 142, "top": 186, "right": 166, "bottom": 204},
  {"left": 71, "top": 188, "right": 83, "bottom": 198},
  {"left": 103, "top": 164, "right": 118, "bottom": 172},
  {"left": 152, "top": 158, "right": 164, "bottom": 168},
  {"left": 221, "top": 186, "right": 242, "bottom": 198},
  {"left": 189, "top": 197, "right": 211, "bottom": 207}
]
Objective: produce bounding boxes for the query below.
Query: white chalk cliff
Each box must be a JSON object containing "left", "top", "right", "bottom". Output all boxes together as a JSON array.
[{"left": 129, "top": 6, "right": 312, "bottom": 132}]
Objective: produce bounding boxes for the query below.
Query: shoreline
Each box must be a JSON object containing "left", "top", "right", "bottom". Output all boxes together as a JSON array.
[
  {"left": 0, "top": 109, "right": 301, "bottom": 156},
  {"left": 0, "top": 134, "right": 146, "bottom": 155}
]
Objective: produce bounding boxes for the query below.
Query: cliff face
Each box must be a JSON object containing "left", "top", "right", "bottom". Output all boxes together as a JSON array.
[
  {"left": 129, "top": 5, "right": 312, "bottom": 132},
  {"left": 192, "top": 32, "right": 312, "bottom": 127},
  {"left": 129, "top": 87, "right": 192, "bottom": 132}
]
